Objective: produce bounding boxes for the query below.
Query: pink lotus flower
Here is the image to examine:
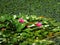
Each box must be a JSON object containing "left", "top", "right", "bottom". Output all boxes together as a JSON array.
[
  {"left": 19, "top": 18, "right": 25, "bottom": 23},
  {"left": 35, "top": 22, "right": 42, "bottom": 27}
]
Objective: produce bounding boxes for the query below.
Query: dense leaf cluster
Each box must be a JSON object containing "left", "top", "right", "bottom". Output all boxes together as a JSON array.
[{"left": 0, "top": 14, "right": 60, "bottom": 45}]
